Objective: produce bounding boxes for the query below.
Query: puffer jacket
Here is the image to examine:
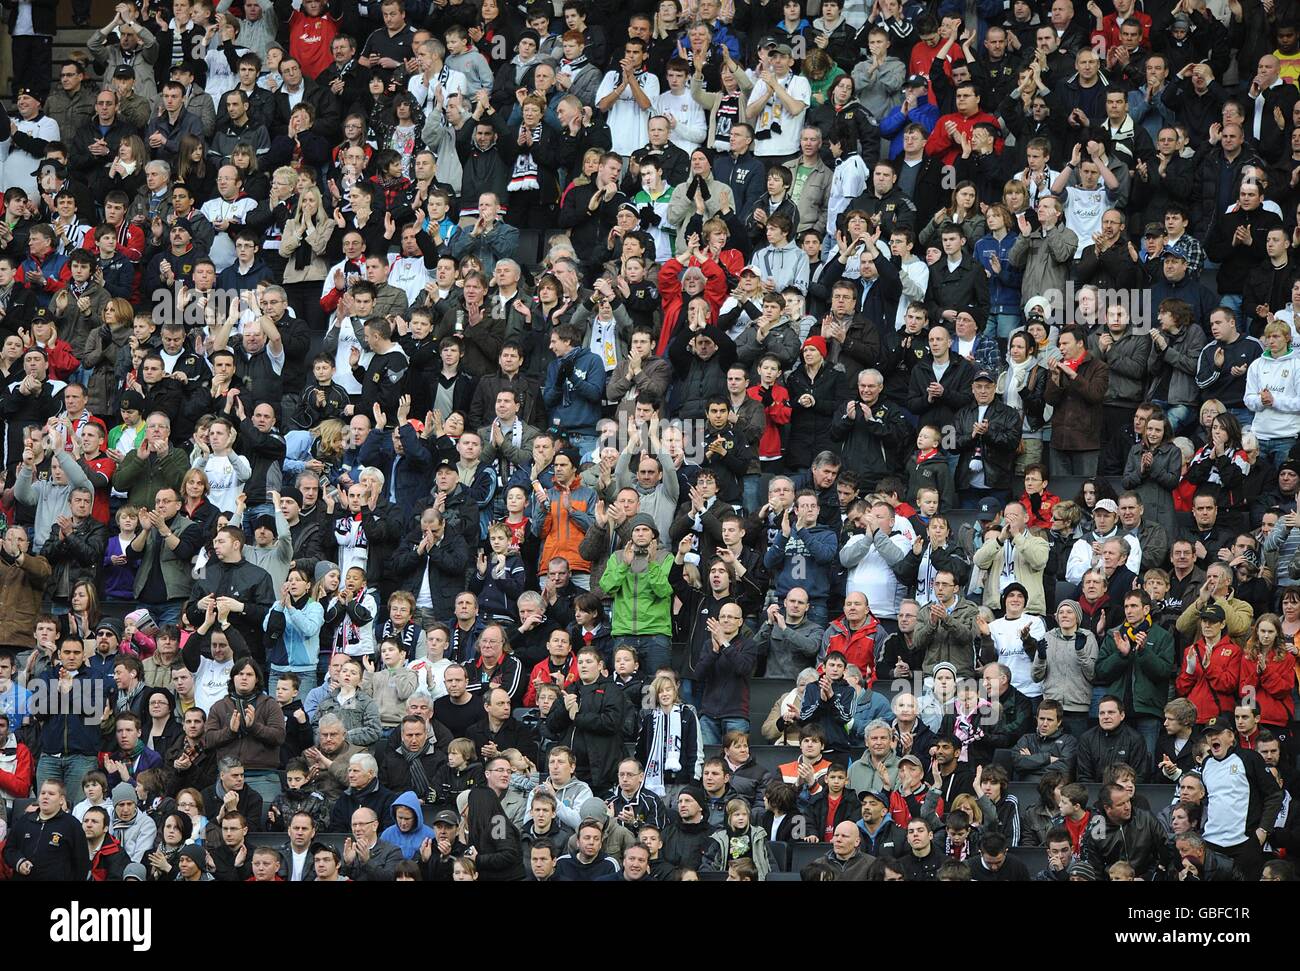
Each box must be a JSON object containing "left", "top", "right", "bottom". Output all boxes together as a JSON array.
[
  {"left": 1030, "top": 628, "right": 1098, "bottom": 713},
  {"left": 1087, "top": 328, "right": 1151, "bottom": 407},
  {"left": 542, "top": 347, "right": 606, "bottom": 436},
  {"left": 913, "top": 596, "right": 981, "bottom": 680}
]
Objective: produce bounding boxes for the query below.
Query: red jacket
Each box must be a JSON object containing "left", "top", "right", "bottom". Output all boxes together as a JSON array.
[
  {"left": 0, "top": 739, "right": 33, "bottom": 801},
  {"left": 656, "top": 255, "right": 728, "bottom": 356},
  {"left": 747, "top": 382, "right": 792, "bottom": 460},
  {"left": 1091, "top": 11, "right": 1152, "bottom": 52},
  {"left": 889, "top": 784, "right": 944, "bottom": 828},
  {"left": 925, "top": 110, "right": 1004, "bottom": 166},
  {"left": 1019, "top": 490, "right": 1060, "bottom": 530},
  {"left": 88, "top": 835, "right": 126, "bottom": 881},
  {"left": 824, "top": 614, "right": 880, "bottom": 688},
  {"left": 1239, "top": 650, "right": 1298, "bottom": 728},
  {"left": 38, "top": 338, "right": 80, "bottom": 382},
  {"left": 523, "top": 655, "right": 578, "bottom": 707},
  {"left": 1176, "top": 635, "right": 1244, "bottom": 723}
]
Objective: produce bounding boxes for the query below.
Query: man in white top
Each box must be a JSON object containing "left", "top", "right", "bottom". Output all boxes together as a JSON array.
[
  {"left": 596, "top": 38, "right": 659, "bottom": 156},
  {"left": 2, "top": 89, "right": 60, "bottom": 198},
  {"left": 891, "top": 230, "right": 929, "bottom": 330},
  {"left": 653, "top": 58, "right": 706, "bottom": 153},
  {"left": 408, "top": 38, "right": 468, "bottom": 113},
  {"left": 840, "top": 498, "right": 915, "bottom": 624},
  {"left": 979, "top": 583, "right": 1046, "bottom": 701},
  {"left": 199, "top": 165, "right": 260, "bottom": 271},
  {"left": 745, "top": 41, "right": 811, "bottom": 161},
  {"left": 1066, "top": 498, "right": 1143, "bottom": 584},
  {"left": 1050, "top": 140, "right": 1120, "bottom": 258}
]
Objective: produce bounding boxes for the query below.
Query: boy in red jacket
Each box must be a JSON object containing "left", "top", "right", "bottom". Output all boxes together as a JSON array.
[
  {"left": 523, "top": 629, "right": 579, "bottom": 707},
  {"left": 1176, "top": 602, "right": 1244, "bottom": 724},
  {"left": 748, "top": 351, "right": 792, "bottom": 471},
  {"left": 1018, "top": 463, "right": 1059, "bottom": 530},
  {"left": 0, "top": 712, "right": 34, "bottom": 811}
]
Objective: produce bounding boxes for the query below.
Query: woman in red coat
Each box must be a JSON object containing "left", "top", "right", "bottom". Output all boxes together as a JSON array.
[
  {"left": 1175, "top": 602, "right": 1245, "bottom": 725},
  {"left": 1239, "top": 614, "right": 1298, "bottom": 732},
  {"left": 656, "top": 244, "right": 728, "bottom": 355}
]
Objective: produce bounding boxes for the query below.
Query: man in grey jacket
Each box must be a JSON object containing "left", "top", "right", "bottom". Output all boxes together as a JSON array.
[
  {"left": 1010, "top": 700, "right": 1079, "bottom": 781},
  {"left": 15, "top": 432, "right": 95, "bottom": 554},
  {"left": 340, "top": 806, "right": 404, "bottom": 881},
  {"left": 753, "top": 587, "right": 824, "bottom": 679},
  {"left": 614, "top": 419, "right": 679, "bottom": 542}
]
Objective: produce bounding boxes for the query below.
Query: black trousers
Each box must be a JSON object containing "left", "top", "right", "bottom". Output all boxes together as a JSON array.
[
  {"left": 1206, "top": 835, "right": 1266, "bottom": 880},
  {"left": 1100, "top": 404, "right": 1138, "bottom": 476},
  {"left": 12, "top": 34, "right": 52, "bottom": 98}
]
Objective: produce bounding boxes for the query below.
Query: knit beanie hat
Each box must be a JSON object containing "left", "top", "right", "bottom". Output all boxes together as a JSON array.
[
  {"left": 627, "top": 513, "right": 660, "bottom": 538},
  {"left": 179, "top": 844, "right": 207, "bottom": 872},
  {"left": 1056, "top": 600, "right": 1082, "bottom": 625},
  {"left": 679, "top": 785, "right": 709, "bottom": 813},
  {"left": 931, "top": 661, "right": 958, "bottom": 680},
  {"left": 112, "top": 782, "right": 137, "bottom": 804},
  {"left": 315, "top": 560, "right": 340, "bottom": 584}
]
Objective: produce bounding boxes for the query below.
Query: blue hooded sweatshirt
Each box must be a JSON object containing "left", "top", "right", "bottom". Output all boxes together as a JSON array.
[{"left": 380, "top": 790, "right": 436, "bottom": 859}]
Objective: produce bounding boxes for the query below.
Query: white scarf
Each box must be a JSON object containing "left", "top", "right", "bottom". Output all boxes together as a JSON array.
[
  {"left": 0, "top": 732, "right": 17, "bottom": 808},
  {"left": 643, "top": 705, "right": 684, "bottom": 796},
  {"left": 1003, "top": 354, "right": 1036, "bottom": 411}
]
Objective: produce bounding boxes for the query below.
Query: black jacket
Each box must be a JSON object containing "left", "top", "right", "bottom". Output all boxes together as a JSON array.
[
  {"left": 1081, "top": 806, "right": 1162, "bottom": 877},
  {"left": 185, "top": 558, "right": 277, "bottom": 664},
  {"left": 389, "top": 525, "right": 470, "bottom": 620},
  {"left": 1075, "top": 722, "right": 1152, "bottom": 783},
  {"left": 906, "top": 354, "right": 976, "bottom": 430},
  {"left": 2, "top": 808, "right": 89, "bottom": 880},
  {"left": 925, "top": 254, "right": 990, "bottom": 324},
  {"left": 953, "top": 398, "right": 1022, "bottom": 491},
  {"left": 829, "top": 396, "right": 911, "bottom": 492},
  {"left": 545, "top": 675, "right": 628, "bottom": 794}
]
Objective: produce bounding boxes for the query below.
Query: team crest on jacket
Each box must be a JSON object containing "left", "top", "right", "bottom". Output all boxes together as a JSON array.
[{"left": 50, "top": 833, "right": 62, "bottom": 845}]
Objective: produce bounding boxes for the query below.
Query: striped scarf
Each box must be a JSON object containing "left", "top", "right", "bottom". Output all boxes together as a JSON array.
[{"left": 508, "top": 125, "right": 544, "bottom": 193}]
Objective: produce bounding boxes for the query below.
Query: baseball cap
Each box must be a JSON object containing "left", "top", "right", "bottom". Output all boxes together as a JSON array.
[
  {"left": 1203, "top": 713, "right": 1235, "bottom": 734},
  {"left": 113, "top": 64, "right": 136, "bottom": 79},
  {"left": 1198, "top": 601, "right": 1227, "bottom": 623},
  {"left": 859, "top": 790, "right": 890, "bottom": 807},
  {"left": 1171, "top": 14, "right": 1190, "bottom": 29},
  {"left": 765, "top": 40, "right": 794, "bottom": 56},
  {"left": 1093, "top": 498, "right": 1118, "bottom": 514},
  {"left": 1142, "top": 222, "right": 1164, "bottom": 238},
  {"left": 904, "top": 73, "right": 929, "bottom": 88},
  {"left": 431, "top": 809, "right": 460, "bottom": 826},
  {"left": 898, "top": 754, "right": 924, "bottom": 769},
  {"left": 1161, "top": 239, "right": 1190, "bottom": 262},
  {"left": 972, "top": 370, "right": 996, "bottom": 384},
  {"left": 434, "top": 457, "right": 458, "bottom": 474}
]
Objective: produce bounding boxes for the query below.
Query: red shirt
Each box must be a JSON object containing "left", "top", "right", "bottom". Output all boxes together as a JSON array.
[
  {"left": 1064, "top": 811, "right": 1090, "bottom": 855},
  {"left": 290, "top": 11, "right": 340, "bottom": 79},
  {"left": 822, "top": 792, "right": 843, "bottom": 841}
]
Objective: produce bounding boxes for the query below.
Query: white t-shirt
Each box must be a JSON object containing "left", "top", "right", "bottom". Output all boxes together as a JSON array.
[
  {"left": 988, "top": 614, "right": 1047, "bottom": 698},
  {"left": 746, "top": 72, "right": 811, "bottom": 158},
  {"left": 1064, "top": 184, "right": 1109, "bottom": 258},
  {"left": 194, "top": 654, "right": 234, "bottom": 716},
  {"left": 596, "top": 69, "right": 661, "bottom": 155}
]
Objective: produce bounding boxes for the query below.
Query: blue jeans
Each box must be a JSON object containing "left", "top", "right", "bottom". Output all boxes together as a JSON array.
[
  {"left": 1132, "top": 714, "right": 1160, "bottom": 758},
  {"left": 1227, "top": 407, "right": 1253, "bottom": 430},
  {"left": 700, "top": 716, "right": 750, "bottom": 746},
  {"left": 742, "top": 473, "right": 764, "bottom": 515},
  {"left": 139, "top": 600, "right": 184, "bottom": 626},
  {"left": 269, "top": 668, "right": 319, "bottom": 699},
  {"left": 990, "top": 311, "right": 1022, "bottom": 341},
  {"left": 1152, "top": 401, "right": 1194, "bottom": 436},
  {"left": 1258, "top": 437, "right": 1296, "bottom": 468},
  {"left": 1220, "top": 294, "right": 1243, "bottom": 328},
  {"left": 242, "top": 503, "right": 275, "bottom": 535},
  {"left": 806, "top": 602, "right": 828, "bottom": 628},
  {"left": 36, "top": 753, "right": 99, "bottom": 797},
  {"left": 243, "top": 770, "right": 282, "bottom": 822},
  {"left": 618, "top": 634, "right": 671, "bottom": 676}
]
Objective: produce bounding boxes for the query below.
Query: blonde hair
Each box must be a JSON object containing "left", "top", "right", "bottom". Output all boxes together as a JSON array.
[
  {"left": 315, "top": 419, "right": 346, "bottom": 459},
  {"left": 650, "top": 674, "right": 680, "bottom": 705},
  {"left": 950, "top": 793, "right": 983, "bottom": 826},
  {"left": 448, "top": 737, "right": 476, "bottom": 762}
]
